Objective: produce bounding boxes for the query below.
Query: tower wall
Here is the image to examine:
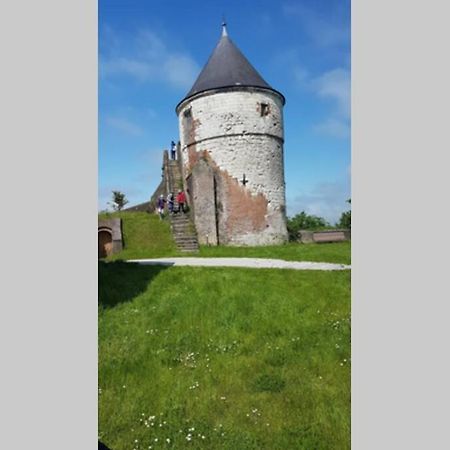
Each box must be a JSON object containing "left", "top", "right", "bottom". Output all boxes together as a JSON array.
[{"left": 177, "top": 88, "right": 288, "bottom": 246}]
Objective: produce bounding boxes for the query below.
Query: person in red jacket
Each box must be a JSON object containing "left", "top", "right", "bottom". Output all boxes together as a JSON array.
[{"left": 176, "top": 190, "right": 186, "bottom": 213}]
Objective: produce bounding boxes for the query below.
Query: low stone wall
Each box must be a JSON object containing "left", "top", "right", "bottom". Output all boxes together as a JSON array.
[
  {"left": 123, "top": 201, "right": 152, "bottom": 213},
  {"left": 298, "top": 229, "right": 351, "bottom": 244}
]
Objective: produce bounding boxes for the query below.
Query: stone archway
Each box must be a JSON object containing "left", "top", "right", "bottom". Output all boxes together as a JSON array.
[{"left": 98, "top": 228, "right": 113, "bottom": 258}]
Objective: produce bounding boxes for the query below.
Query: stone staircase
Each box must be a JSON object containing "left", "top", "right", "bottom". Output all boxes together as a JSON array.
[
  {"left": 167, "top": 160, "right": 182, "bottom": 193},
  {"left": 170, "top": 213, "right": 199, "bottom": 252},
  {"left": 166, "top": 157, "right": 199, "bottom": 252}
]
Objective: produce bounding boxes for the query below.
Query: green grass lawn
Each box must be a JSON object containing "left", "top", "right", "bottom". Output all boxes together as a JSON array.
[
  {"left": 99, "top": 212, "right": 180, "bottom": 260},
  {"left": 99, "top": 262, "right": 350, "bottom": 449},
  {"left": 198, "top": 241, "right": 351, "bottom": 265},
  {"left": 99, "top": 212, "right": 351, "bottom": 264}
]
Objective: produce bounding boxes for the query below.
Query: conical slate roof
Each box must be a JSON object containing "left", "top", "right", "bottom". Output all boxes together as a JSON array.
[{"left": 180, "top": 25, "right": 284, "bottom": 105}]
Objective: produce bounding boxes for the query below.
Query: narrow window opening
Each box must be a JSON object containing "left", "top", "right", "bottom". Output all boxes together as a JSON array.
[{"left": 260, "top": 103, "right": 270, "bottom": 116}]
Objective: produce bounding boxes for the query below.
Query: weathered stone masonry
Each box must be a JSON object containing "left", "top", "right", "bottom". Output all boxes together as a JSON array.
[
  {"left": 177, "top": 89, "right": 288, "bottom": 245},
  {"left": 173, "top": 24, "right": 288, "bottom": 246}
]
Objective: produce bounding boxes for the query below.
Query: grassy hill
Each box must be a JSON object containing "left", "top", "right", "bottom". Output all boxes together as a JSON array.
[
  {"left": 98, "top": 211, "right": 179, "bottom": 260},
  {"left": 98, "top": 211, "right": 351, "bottom": 264}
]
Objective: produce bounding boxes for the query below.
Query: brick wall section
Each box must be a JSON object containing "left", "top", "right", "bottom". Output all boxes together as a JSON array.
[{"left": 177, "top": 88, "right": 288, "bottom": 246}]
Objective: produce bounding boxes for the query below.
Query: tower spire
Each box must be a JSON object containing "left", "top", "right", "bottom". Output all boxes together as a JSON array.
[{"left": 221, "top": 17, "right": 228, "bottom": 37}]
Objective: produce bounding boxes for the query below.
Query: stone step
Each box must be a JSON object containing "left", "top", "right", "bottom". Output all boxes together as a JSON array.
[
  {"left": 172, "top": 224, "right": 191, "bottom": 229},
  {"left": 171, "top": 216, "right": 190, "bottom": 221},
  {"left": 172, "top": 226, "right": 193, "bottom": 231}
]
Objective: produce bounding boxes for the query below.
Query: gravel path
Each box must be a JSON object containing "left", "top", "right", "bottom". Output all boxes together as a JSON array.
[{"left": 126, "top": 257, "right": 351, "bottom": 271}]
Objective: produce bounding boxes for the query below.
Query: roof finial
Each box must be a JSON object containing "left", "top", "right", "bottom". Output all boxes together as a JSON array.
[{"left": 221, "top": 16, "right": 228, "bottom": 37}]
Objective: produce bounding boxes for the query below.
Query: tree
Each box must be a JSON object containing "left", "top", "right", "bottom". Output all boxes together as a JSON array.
[
  {"left": 109, "top": 191, "right": 129, "bottom": 211},
  {"left": 336, "top": 198, "right": 351, "bottom": 229},
  {"left": 287, "top": 211, "right": 330, "bottom": 241}
]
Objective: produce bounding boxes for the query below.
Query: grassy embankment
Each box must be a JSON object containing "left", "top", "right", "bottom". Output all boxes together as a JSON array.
[
  {"left": 99, "top": 212, "right": 351, "bottom": 264},
  {"left": 98, "top": 212, "right": 179, "bottom": 260},
  {"left": 99, "top": 262, "right": 350, "bottom": 450}
]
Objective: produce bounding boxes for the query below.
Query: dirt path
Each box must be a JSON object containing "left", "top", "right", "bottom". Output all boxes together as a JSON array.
[{"left": 126, "top": 257, "right": 350, "bottom": 271}]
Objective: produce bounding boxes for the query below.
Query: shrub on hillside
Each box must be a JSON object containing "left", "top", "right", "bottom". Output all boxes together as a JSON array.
[{"left": 287, "top": 211, "right": 330, "bottom": 241}]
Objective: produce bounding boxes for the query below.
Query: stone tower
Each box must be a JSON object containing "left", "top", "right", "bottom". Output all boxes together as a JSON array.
[{"left": 176, "top": 24, "right": 288, "bottom": 246}]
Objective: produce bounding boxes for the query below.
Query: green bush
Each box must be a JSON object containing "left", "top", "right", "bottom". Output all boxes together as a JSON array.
[{"left": 287, "top": 211, "right": 330, "bottom": 241}]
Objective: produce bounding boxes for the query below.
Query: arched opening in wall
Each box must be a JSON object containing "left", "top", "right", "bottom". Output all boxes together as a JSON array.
[{"left": 98, "top": 228, "right": 113, "bottom": 258}]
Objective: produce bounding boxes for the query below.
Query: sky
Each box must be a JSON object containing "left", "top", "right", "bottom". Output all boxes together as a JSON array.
[{"left": 99, "top": 0, "right": 350, "bottom": 224}]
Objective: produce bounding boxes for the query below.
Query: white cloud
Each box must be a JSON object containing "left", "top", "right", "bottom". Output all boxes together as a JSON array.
[
  {"left": 104, "top": 116, "right": 144, "bottom": 136},
  {"left": 290, "top": 65, "right": 350, "bottom": 139},
  {"left": 310, "top": 68, "right": 350, "bottom": 139},
  {"left": 99, "top": 28, "right": 200, "bottom": 90},
  {"left": 163, "top": 54, "right": 201, "bottom": 89},
  {"left": 287, "top": 179, "right": 351, "bottom": 224},
  {"left": 282, "top": 2, "right": 349, "bottom": 48},
  {"left": 293, "top": 66, "right": 309, "bottom": 85},
  {"left": 313, "top": 118, "right": 349, "bottom": 139},
  {"left": 311, "top": 68, "right": 350, "bottom": 119}
]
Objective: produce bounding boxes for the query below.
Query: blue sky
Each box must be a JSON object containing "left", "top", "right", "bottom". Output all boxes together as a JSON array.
[{"left": 99, "top": 0, "right": 350, "bottom": 223}]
